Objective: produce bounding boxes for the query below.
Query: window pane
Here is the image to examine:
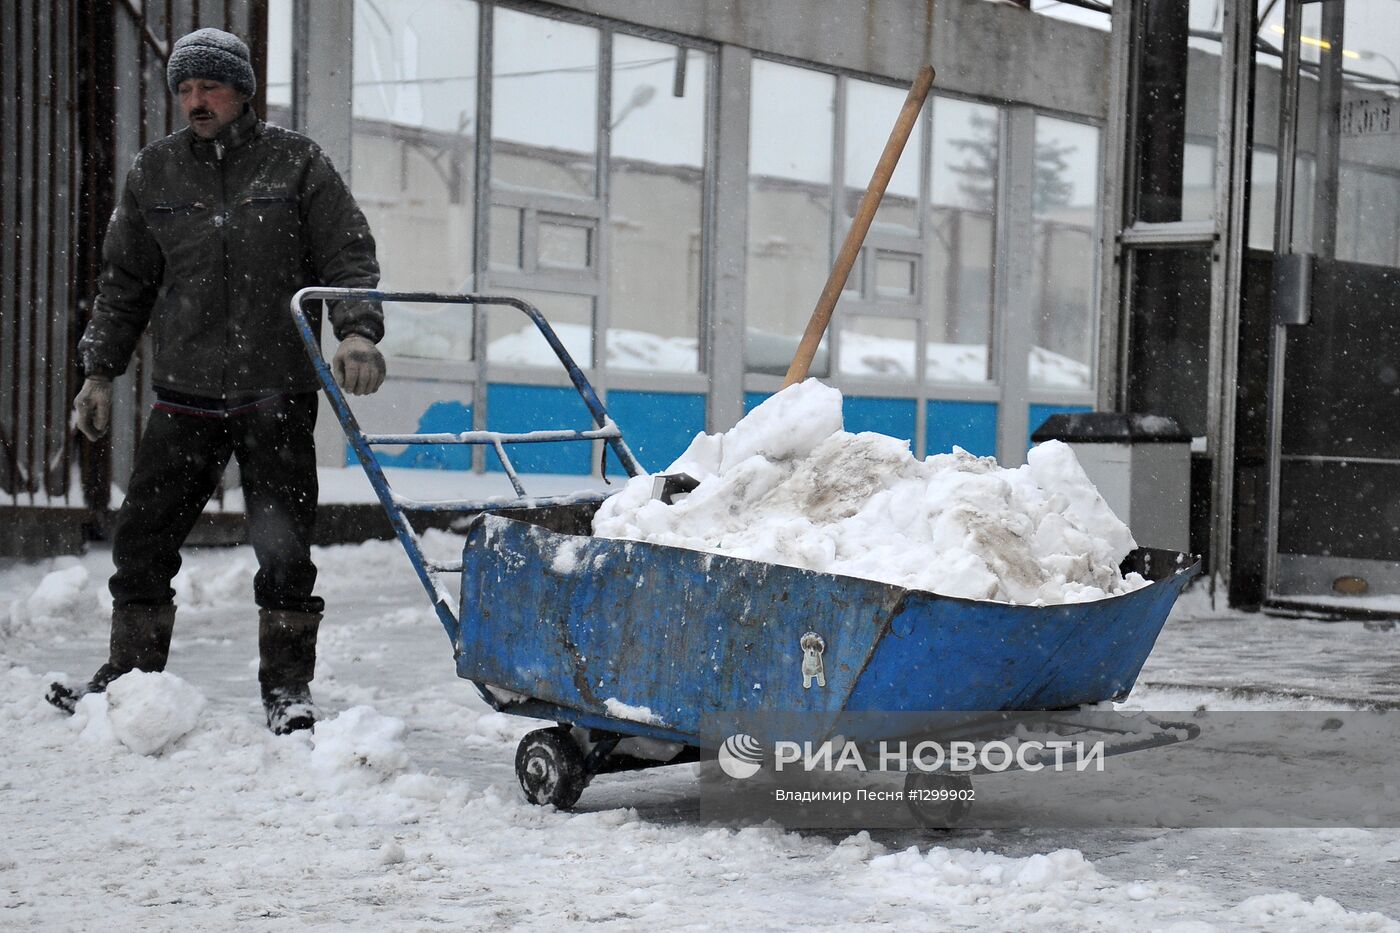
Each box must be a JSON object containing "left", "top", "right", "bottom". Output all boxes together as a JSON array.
[
  {"left": 491, "top": 9, "right": 599, "bottom": 198},
  {"left": 926, "top": 96, "right": 997, "bottom": 384},
  {"left": 538, "top": 218, "right": 592, "bottom": 269},
  {"left": 375, "top": 301, "right": 474, "bottom": 363},
  {"left": 1029, "top": 116, "right": 1099, "bottom": 392},
  {"left": 1131, "top": 0, "right": 1221, "bottom": 223},
  {"left": 486, "top": 290, "right": 594, "bottom": 369},
  {"left": 608, "top": 36, "right": 708, "bottom": 374},
  {"left": 352, "top": 0, "right": 478, "bottom": 355},
  {"left": 265, "top": 0, "right": 293, "bottom": 112},
  {"left": 875, "top": 252, "right": 918, "bottom": 298},
  {"left": 1127, "top": 248, "right": 1212, "bottom": 437},
  {"left": 489, "top": 205, "right": 522, "bottom": 271},
  {"left": 845, "top": 79, "right": 921, "bottom": 232},
  {"left": 1323, "top": 0, "right": 1400, "bottom": 269},
  {"left": 746, "top": 60, "right": 836, "bottom": 376},
  {"left": 839, "top": 316, "right": 917, "bottom": 379}
]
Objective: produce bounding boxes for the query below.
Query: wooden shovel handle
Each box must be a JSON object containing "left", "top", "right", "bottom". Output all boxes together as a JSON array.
[{"left": 782, "top": 64, "right": 936, "bottom": 389}]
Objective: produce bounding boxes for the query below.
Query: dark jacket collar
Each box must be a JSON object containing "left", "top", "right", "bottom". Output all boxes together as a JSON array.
[{"left": 189, "top": 105, "right": 262, "bottom": 159}]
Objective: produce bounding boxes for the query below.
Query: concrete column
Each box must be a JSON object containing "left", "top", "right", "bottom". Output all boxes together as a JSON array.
[
  {"left": 293, "top": 0, "right": 356, "bottom": 468},
  {"left": 706, "top": 44, "right": 751, "bottom": 434},
  {"left": 995, "top": 107, "right": 1036, "bottom": 467}
]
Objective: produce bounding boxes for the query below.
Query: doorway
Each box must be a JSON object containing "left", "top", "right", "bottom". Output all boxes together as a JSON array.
[{"left": 1263, "top": 0, "right": 1400, "bottom": 611}]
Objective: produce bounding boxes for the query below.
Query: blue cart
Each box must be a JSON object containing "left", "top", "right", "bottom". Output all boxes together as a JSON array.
[{"left": 292, "top": 289, "right": 1201, "bottom": 819}]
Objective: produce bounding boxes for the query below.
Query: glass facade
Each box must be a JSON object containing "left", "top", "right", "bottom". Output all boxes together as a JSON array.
[
  {"left": 607, "top": 35, "right": 709, "bottom": 373},
  {"left": 351, "top": 0, "right": 479, "bottom": 363},
  {"left": 298, "top": 4, "right": 1103, "bottom": 468},
  {"left": 1029, "top": 116, "right": 1099, "bottom": 391},
  {"left": 927, "top": 96, "right": 998, "bottom": 384},
  {"left": 745, "top": 60, "right": 836, "bottom": 377}
]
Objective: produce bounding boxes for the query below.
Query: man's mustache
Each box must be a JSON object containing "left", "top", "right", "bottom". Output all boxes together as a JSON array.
[{"left": 189, "top": 108, "right": 214, "bottom": 119}]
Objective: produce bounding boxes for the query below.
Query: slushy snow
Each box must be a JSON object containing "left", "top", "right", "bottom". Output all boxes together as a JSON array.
[
  {"left": 310, "top": 705, "right": 410, "bottom": 790},
  {"left": 593, "top": 379, "right": 1146, "bottom": 604},
  {"left": 2, "top": 536, "right": 1397, "bottom": 927}
]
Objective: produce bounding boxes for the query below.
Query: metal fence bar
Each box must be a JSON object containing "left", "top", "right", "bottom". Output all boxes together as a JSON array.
[
  {"left": 2, "top": 0, "right": 16, "bottom": 501},
  {"left": 22, "top": 0, "right": 37, "bottom": 501},
  {"left": 490, "top": 439, "right": 528, "bottom": 497}
]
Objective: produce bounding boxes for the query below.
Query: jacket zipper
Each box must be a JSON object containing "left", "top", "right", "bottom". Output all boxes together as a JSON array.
[{"left": 216, "top": 139, "right": 230, "bottom": 401}]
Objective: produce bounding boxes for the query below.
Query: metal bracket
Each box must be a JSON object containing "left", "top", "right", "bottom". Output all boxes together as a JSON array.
[{"left": 800, "top": 632, "right": 826, "bottom": 689}]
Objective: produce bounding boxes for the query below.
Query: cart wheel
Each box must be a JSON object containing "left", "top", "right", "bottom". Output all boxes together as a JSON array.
[
  {"left": 515, "top": 726, "right": 589, "bottom": 809},
  {"left": 903, "top": 771, "right": 974, "bottom": 828}
]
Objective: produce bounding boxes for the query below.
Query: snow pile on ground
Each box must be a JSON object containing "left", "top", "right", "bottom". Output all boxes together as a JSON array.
[
  {"left": 4, "top": 562, "right": 106, "bottom": 636},
  {"left": 72, "top": 670, "right": 206, "bottom": 756},
  {"left": 593, "top": 379, "right": 1144, "bottom": 604},
  {"left": 310, "top": 705, "right": 410, "bottom": 790}
]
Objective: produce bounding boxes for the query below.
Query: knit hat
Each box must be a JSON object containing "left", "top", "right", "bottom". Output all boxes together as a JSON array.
[{"left": 166, "top": 28, "right": 256, "bottom": 98}]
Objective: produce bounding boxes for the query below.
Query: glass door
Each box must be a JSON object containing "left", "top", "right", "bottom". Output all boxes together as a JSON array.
[{"left": 1265, "top": 0, "right": 1400, "bottom": 610}]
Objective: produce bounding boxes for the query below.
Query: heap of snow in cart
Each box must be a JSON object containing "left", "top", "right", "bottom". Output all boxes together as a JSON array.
[{"left": 593, "top": 379, "right": 1145, "bottom": 605}]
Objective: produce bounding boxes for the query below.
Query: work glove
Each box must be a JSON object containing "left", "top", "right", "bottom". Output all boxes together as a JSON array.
[
  {"left": 333, "top": 334, "right": 386, "bottom": 396},
  {"left": 73, "top": 376, "right": 113, "bottom": 441}
]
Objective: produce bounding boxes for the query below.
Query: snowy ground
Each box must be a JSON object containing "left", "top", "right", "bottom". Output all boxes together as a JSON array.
[{"left": 3, "top": 537, "right": 1399, "bottom": 931}]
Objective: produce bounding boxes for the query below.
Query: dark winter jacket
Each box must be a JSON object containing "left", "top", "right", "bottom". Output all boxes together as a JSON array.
[{"left": 80, "top": 106, "right": 381, "bottom": 398}]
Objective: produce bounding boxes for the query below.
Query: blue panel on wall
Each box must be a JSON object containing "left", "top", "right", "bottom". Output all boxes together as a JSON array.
[
  {"left": 350, "top": 400, "right": 475, "bottom": 470},
  {"left": 604, "top": 390, "right": 707, "bottom": 477},
  {"left": 926, "top": 400, "right": 997, "bottom": 458},
  {"left": 1028, "top": 404, "right": 1094, "bottom": 449},
  {"left": 486, "top": 383, "right": 594, "bottom": 475},
  {"left": 843, "top": 396, "right": 916, "bottom": 445},
  {"left": 743, "top": 391, "right": 770, "bottom": 414}
]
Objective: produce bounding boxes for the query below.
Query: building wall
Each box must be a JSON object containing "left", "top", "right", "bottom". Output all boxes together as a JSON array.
[{"left": 302, "top": 0, "right": 1110, "bottom": 481}]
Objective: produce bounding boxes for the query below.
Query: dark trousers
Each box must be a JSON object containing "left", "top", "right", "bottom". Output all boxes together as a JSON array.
[{"left": 110, "top": 392, "right": 325, "bottom": 614}]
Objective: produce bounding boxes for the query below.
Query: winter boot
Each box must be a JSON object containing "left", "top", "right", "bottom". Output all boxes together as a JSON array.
[
  {"left": 259, "top": 608, "right": 321, "bottom": 735},
  {"left": 46, "top": 604, "right": 177, "bottom": 714}
]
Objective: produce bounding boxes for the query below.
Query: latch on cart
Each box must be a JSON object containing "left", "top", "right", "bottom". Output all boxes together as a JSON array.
[{"left": 801, "top": 632, "right": 826, "bottom": 688}]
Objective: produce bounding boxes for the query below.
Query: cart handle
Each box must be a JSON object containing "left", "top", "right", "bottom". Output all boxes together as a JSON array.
[{"left": 290, "top": 287, "right": 644, "bottom": 649}]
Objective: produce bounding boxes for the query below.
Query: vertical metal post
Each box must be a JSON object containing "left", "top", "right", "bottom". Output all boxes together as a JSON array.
[
  {"left": 77, "top": 0, "right": 116, "bottom": 512},
  {"left": 1312, "top": 0, "right": 1345, "bottom": 260},
  {"left": 0, "top": 0, "right": 10, "bottom": 501},
  {"left": 994, "top": 106, "right": 1035, "bottom": 468},
  {"left": 472, "top": 2, "right": 492, "bottom": 472},
  {"left": 25, "top": 0, "right": 40, "bottom": 502},
  {"left": 1097, "top": 0, "right": 1132, "bottom": 412},
  {"left": 249, "top": 0, "right": 268, "bottom": 120},
  {"left": 1263, "top": 0, "right": 1305, "bottom": 598},
  {"left": 593, "top": 26, "right": 611, "bottom": 475},
  {"left": 298, "top": 0, "right": 355, "bottom": 468},
  {"left": 1206, "top": 0, "right": 1257, "bottom": 601},
  {"left": 706, "top": 43, "right": 751, "bottom": 433},
  {"left": 43, "top": 0, "right": 59, "bottom": 497}
]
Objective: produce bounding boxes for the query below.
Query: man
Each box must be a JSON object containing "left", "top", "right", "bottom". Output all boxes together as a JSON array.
[{"left": 46, "top": 28, "right": 386, "bottom": 734}]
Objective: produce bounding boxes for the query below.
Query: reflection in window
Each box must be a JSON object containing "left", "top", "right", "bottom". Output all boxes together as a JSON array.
[
  {"left": 1131, "top": 0, "right": 1220, "bottom": 224},
  {"left": 487, "top": 289, "right": 594, "bottom": 369},
  {"left": 352, "top": 0, "right": 478, "bottom": 362},
  {"left": 839, "top": 316, "right": 917, "bottom": 379},
  {"left": 926, "top": 96, "right": 998, "bottom": 383},
  {"left": 1029, "top": 116, "right": 1098, "bottom": 391},
  {"left": 489, "top": 205, "right": 523, "bottom": 271},
  {"left": 265, "top": 0, "right": 293, "bottom": 113},
  {"left": 1337, "top": 167, "right": 1400, "bottom": 268},
  {"left": 845, "top": 79, "right": 922, "bottom": 232},
  {"left": 608, "top": 35, "right": 708, "bottom": 373},
  {"left": 1128, "top": 249, "right": 1212, "bottom": 436},
  {"left": 538, "top": 218, "right": 593, "bottom": 269},
  {"left": 491, "top": 9, "right": 599, "bottom": 199},
  {"left": 368, "top": 302, "right": 473, "bottom": 363},
  {"left": 745, "top": 60, "right": 836, "bottom": 376},
  {"left": 1248, "top": 148, "right": 1277, "bottom": 251}
]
